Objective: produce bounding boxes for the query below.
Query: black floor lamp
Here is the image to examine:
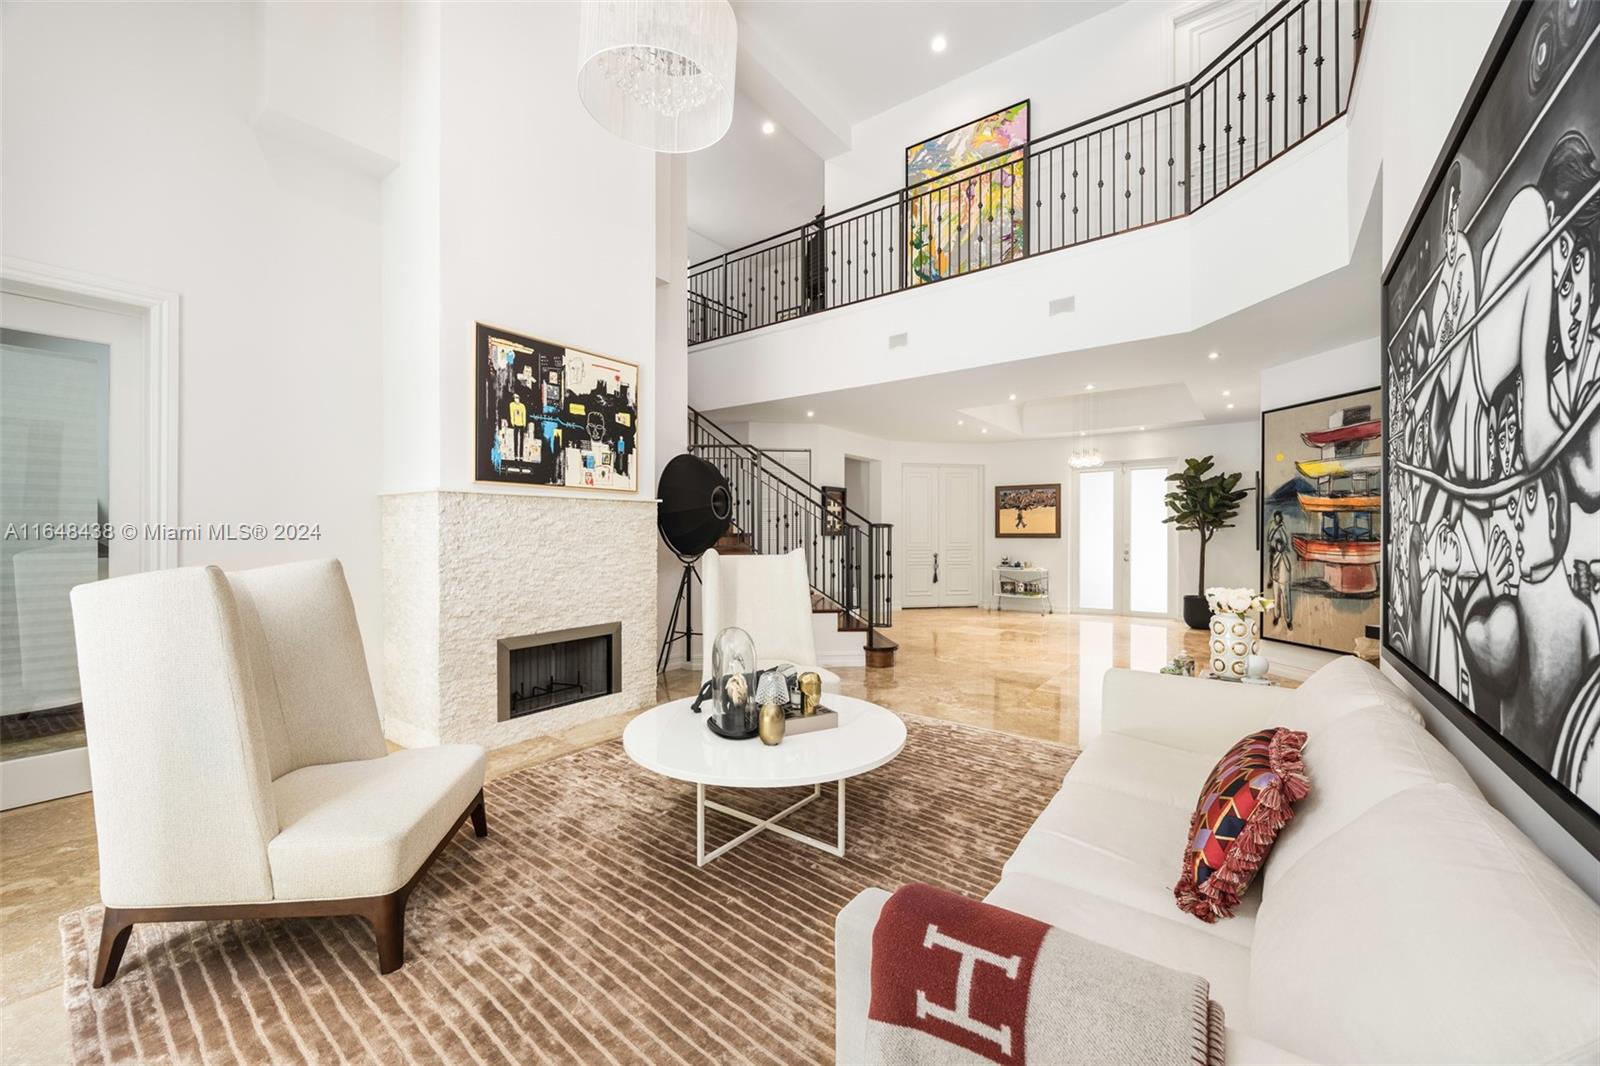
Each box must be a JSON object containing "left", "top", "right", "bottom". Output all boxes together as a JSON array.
[{"left": 656, "top": 453, "right": 732, "bottom": 673}]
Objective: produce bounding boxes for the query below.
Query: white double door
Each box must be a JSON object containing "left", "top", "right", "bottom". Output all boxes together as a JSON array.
[
  {"left": 1071, "top": 462, "right": 1177, "bottom": 616},
  {"left": 900, "top": 464, "right": 983, "bottom": 608}
]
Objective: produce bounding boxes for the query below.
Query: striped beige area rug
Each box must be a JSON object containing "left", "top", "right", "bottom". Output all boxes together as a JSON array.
[{"left": 60, "top": 714, "right": 1075, "bottom": 1065}]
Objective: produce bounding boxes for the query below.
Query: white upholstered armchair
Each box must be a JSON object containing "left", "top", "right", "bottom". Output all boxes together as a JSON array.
[
  {"left": 69, "top": 559, "right": 487, "bottom": 986},
  {"left": 699, "top": 548, "right": 840, "bottom": 691}
]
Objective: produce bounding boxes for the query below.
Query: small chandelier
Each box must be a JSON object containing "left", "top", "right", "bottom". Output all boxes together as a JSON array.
[
  {"left": 577, "top": 1, "right": 737, "bottom": 153},
  {"left": 1068, "top": 388, "right": 1104, "bottom": 469}
]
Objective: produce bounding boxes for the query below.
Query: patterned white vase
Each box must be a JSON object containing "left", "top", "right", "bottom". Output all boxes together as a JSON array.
[{"left": 1210, "top": 612, "right": 1260, "bottom": 678}]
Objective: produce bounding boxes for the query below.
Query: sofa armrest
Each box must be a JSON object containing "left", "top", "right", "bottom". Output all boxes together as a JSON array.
[
  {"left": 1100, "top": 669, "right": 1298, "bottom": 754},
  {"left": 836, "top": 887, "right": 890, "bottom": 1065}
]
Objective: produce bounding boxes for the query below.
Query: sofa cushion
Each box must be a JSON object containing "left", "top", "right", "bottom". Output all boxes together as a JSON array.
[
  {"left": 1289, "top": 654, "right": 1422, "bottom": 727},
  {"left": 1064, "top": 732, "right": 1219, "bottom": 806},
  {"left": 1003, "top": 780, "right": 1260, "bottom": 947},
  {"left": 269, "top": 745, "right": 486, "bottom": 900},
  {"left": 986, "top": 872, "right": 1254, "bottom": 1027},
  {"left": 1176, "top": 729, "right": 1310, "bottom": 923},
  {"left": 1249, "top": 784, "right": 1600, "bottom": 1065},
  {"left": 1263, "top": 708, "right": 1481, "bottom": 889}
]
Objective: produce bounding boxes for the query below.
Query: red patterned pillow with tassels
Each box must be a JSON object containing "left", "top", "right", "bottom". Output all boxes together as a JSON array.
[{"left": 1176, "top": 727, "right": 1310, "bottom": 922}]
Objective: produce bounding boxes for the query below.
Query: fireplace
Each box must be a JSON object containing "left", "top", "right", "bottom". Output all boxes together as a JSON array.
[{"left": 496, "top": 623, "right": 621, "bottom": 721}]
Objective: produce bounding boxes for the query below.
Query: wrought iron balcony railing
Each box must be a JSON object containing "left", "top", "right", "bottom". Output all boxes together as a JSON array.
[{"left": 687, "top": 0, "right": 1369, "bottom": 346}]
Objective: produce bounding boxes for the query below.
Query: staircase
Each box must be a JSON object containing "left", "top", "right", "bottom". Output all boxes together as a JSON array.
[{"left": 689, "top": 408, "right": 897, "bottom": 668}]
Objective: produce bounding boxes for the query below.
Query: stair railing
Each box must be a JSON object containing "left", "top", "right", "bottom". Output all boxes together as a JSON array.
[
  {"left": 687, "top": 0, "right": 1368, "bottom": 346},
  {"left": 688, "top": 408, "right": 892, "bottom": 633}
]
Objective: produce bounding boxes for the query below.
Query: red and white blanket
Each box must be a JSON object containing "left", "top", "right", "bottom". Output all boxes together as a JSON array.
[{"left": 865, "top": 883, "right": 1226, "bottom": 1066}]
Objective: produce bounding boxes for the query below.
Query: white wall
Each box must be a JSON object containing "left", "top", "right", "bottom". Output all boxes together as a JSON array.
[
  {"left": 3, "top": 0, "right": 665, "bottom": 711},
  {"left": 2, "top": 1, "right": 394, "bottom": 681},
  {"left": 825, "top": 1, "right": 1185, "bottom": 210},
  {"left": 737, "top": 418, "right": 1260, "bottom": 618},
  {"left": 1344, "top": 0, "right": 1510, "bottom": 266},
  {"left": 433, "top": 2, "right": 659, "bottom": 500}
]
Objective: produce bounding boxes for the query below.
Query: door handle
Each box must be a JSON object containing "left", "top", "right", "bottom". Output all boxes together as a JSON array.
[{"left": 932, "top": 552, "right": 939, "bottom": 584}]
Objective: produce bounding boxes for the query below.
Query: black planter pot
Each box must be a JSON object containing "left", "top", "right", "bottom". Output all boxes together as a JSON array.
[{"left": 1182, "top": 595, "right": 1211, "bottom": 630}]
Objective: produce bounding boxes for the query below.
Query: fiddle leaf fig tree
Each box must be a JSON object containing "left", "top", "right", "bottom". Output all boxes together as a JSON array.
[{"left": 1163, "top": 455, "right": 1250, "bottom": 596}]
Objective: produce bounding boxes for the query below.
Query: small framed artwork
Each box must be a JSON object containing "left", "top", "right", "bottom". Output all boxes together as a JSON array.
[
  {"left": 995, "top": 483, "right": 1060, "bottom": 538},
  {"left": 474, "top": 322, "right": 640, "bottom": 492},
  {"left": 821, "top": 485, "right": 846, "bottom": 536}
]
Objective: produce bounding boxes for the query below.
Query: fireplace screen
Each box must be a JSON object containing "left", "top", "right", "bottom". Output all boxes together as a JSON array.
[{"left": 497, "top": 623, "right": 620, "bottom": 720}]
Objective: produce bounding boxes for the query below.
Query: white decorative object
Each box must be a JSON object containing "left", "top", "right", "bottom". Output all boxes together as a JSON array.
[
  {"left": 623, "top": 693, "right": 906, "bottom": 865},
  {"left": 1206, "top": 586, "right": 1272, "bottom": 678},
  {"left": 1243, "top": 653, "right": 1273, "bottom": 685},
  {"left": 576, "top": 0, "right": 737, "bottom": 153}
]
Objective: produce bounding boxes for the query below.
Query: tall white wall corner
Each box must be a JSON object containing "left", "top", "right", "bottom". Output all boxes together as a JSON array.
[{"left": 253, "top": 1, "right": 404, "bottom": 177}]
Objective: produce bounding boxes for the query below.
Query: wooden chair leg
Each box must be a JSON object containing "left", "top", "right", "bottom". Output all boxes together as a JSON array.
[
  {"left": 370, "top": 893, "right": 406, "bottom": 975},
  {"left": 470, "top": 792, "right": 488, "bottom": 838},
  {"left": 94, "top": 908, "right": 135, "bottom": 988}
]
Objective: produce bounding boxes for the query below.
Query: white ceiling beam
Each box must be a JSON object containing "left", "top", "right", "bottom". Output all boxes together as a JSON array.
[{"left": 734, "top": 16, "right": 852, "bottom": 160}]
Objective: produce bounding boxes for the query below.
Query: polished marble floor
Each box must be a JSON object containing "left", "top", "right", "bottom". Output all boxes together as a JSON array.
[{"left": 0, "top": 608, "right": 1214, "bottom": 1063}]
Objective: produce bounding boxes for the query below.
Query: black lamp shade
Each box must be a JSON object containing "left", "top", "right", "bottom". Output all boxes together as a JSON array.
[{"left": 658, "top": 454, "right": 732, "bottom": 559}]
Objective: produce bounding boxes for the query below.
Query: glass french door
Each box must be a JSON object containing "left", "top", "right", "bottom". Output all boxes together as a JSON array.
[
  {"left": 0, "top": 292, "right": 145, "bottom": 808},
  {"left": 1070, "top": 462, "right": 1176, "bottom": 616}
]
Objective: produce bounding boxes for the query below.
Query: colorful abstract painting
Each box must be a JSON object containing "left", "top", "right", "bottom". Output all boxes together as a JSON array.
[
  {"left": 1261, "top": 389, "right": 1383, "bottom": 654},
  {"left": 905, "top": 100, "right": 1029, "bottom": 285},
  {"left": 1382, "top": 1, "right": 1600, "bottom": 839},
  {"left": 474, "top": 323, "right": 639, "bottom": 492}
]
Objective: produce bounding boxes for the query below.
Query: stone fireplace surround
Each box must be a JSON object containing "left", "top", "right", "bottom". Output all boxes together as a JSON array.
[{"left": 381, "top": 490, "right": 657, "bottom": 749}]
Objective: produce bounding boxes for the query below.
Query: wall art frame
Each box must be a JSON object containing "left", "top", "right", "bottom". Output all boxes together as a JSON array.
[
  {"left": 473, "top": 322, "right": 641, "bottom": 493},
  {"left": 1380, "top": 0, "right": 1600, "bottom": 856},
  {"left": 995, "top": 483, "right": 1060, "bottom": 538},
  {"left": 1259, "top": 386, "right": 1384, "bottom": 655}
]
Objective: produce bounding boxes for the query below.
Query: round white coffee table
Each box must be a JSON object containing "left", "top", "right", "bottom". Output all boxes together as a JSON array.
[{"left": 623, "top": 693, "right": 906, "bottom": 866}]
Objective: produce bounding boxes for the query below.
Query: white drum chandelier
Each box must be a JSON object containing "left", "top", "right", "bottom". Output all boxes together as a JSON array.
[{"left": 577, "top": 0, "right": 737, "bottom": 153}]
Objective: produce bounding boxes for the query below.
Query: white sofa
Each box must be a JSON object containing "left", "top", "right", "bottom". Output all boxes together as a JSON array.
[{"left": 836, "top": 657, "right": 1600, "bottom": 1064}]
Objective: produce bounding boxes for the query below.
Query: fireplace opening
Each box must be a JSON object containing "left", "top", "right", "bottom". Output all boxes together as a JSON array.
[{"left": 497, "top": 623, "right": 620, "bottom": 721}]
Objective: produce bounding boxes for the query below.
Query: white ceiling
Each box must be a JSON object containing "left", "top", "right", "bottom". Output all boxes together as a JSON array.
[
  {"left": 730, "top": 1, "right": 1124, "bottom": 128},
  {"left": 687, "top": 1, "right": 1127, "bottom": 257},
  {"left": 703, "top": 221, "right": 1381, "bottom": 443},
  {"left": 688, "top": 90, "right": 823, "bottom": 258}
]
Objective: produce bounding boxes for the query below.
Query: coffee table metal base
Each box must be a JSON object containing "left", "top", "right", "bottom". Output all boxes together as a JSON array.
[{"left": 694, "top": 779, "right": 845, "bottom": 866}]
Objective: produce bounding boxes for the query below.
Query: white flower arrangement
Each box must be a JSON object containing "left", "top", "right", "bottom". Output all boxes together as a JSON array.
[{"left": 1205, "top": 586, "right": 1274, "bottom": 617}]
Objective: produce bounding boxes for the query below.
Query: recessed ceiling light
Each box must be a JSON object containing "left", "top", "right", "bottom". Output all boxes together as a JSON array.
[
  {"left": 980, "top": 426, "right": 988, "bottom": 434},
  {"left": 1079, "top": 430, "right": 1087, "bottom": 437},
  {"left": 805, "top": 410, "right": 814, "bottom": 418},
  {"left": 1008, "top": 393, "right": 1017, "bottom": 401},
  {"left": 1138, "top": 425, "right": 1146, "bottom": 431},
  {"left": 1084, "top": 383, "right": 1095, "bottom": 390},
  {"left": 930, "top": 34, "right": 948, "bottom": 53},
  {"left": 761, "top": 120, "right": 776, "bottom": 135},
  {"left": 1222, "top": 389, "right": 1231, "bottom": 397},
  {"left": 1226, "top": 403, "right": 1235, "bottom": 410},
  {"left": 1207, "top": 351, "right": 1220, "bottom": 360},
  {"left": 957, "top": 419, "right": 965, "bottom": 426}
]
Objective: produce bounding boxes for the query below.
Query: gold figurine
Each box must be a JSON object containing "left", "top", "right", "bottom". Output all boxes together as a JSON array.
[{"left": 798, "top": 671, "right": 822, "bottom": 716}]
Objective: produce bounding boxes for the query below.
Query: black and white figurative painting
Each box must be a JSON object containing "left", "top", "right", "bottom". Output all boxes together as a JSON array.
[
  {"left": 1383, "top": 0, "right": 1600, "bottom": 829},
  {"left": 474, "top": 323, "right": 639, "bottom": 492}
]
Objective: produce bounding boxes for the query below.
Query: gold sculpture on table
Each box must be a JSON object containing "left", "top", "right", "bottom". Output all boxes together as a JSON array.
[{"left": 798, "top": 671, "right": 822, "bottom": 716}]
